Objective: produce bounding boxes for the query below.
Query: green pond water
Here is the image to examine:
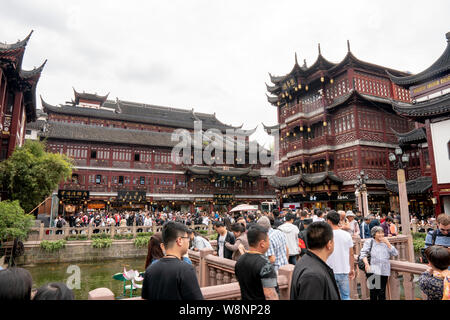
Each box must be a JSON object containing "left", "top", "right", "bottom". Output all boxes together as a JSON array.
[{"left": 23, "top": 258, "right": 147, "bottom": 300}]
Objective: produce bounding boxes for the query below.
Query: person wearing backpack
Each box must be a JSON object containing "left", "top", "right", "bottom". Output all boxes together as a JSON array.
[
  {"left": 55, "top": 216, "right": 65, "bottom": 235},
  {"left": 422, "top": 214, "right": 450, "bottom": 264}
]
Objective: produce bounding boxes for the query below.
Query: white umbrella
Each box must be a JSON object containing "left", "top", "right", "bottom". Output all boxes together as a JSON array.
[{"left": 230, "top": 204, "right": 258, "bottom": 212}]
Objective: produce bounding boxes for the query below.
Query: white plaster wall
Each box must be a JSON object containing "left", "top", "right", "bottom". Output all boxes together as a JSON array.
[
  {"left": 443, "top": 196, "right": 450, "bottom": 215},
  {"left": 430, "top": 119, "right": 450, "bottom": 184}
]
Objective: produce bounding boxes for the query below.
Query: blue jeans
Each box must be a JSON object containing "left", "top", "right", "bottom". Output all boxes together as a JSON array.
[{"left": 334, "top": 273, "right": 350, "bottom": 300}]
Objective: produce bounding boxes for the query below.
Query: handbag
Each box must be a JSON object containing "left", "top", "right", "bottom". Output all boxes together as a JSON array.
[{"left": 357, "top": 239, "right": 373, "bottom": 271}]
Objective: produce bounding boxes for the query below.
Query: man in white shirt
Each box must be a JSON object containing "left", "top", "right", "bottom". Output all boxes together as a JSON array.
[
  {"left": 277, "top": 213, "right": 300, "bottom": 265},
  {"left": 326, "top": 210, "right": 355, "bottom": 300}
]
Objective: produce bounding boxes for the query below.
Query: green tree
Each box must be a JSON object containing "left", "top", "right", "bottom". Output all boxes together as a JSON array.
[
  {"left": 0, "top": 140, "right": 73, "bottom": 214},
  {"left": 0, "top": 200, "right": 34, "bottom": 241}
]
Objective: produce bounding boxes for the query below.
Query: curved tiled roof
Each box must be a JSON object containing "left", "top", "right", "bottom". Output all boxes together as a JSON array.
[
  {"left": 43, "top": 121, "right": 178, "bottom": 148},
  {"left": 391, "top": 127, "right": 427, "bottom": 146},
  {"left": 387, "top": 32, "right": 450, "bottom": 86},
  {"left": 390, "top": 92, "right": 450, "bottom": 120},
  {"left": 184, "top": 165, "right": 260, "bottom": 178},
  {"left": 41, "top": 97, "right": 237, "bottom": 131},
  {"left": 383, "top": 176, "right": 432, "bottom": 194},
  {"left": 267, "top": 171, "right": 342, "bottom": 188}
]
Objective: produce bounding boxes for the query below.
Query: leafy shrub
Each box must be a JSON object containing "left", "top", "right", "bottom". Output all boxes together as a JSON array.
[
  {"left": 113, "top": 233, "right": 134, "bottom": 240},
  {"left": 136, "top": 232, "right": 153, "bottom": 238},
  {"left": 412, "top": 232, "right": 427, "bottom": 241},
  {"left": 40, "top": 240, "right": 66, "bottom": 252},
  {"left": 90, "top": 233, "right": 110, "bottom": 239},
  {"left": 0, "top": 200, "right": 34, "bottom": 241},
  {"left": 198, "top": 230, "right": 208, "bottom": 236},
  {"left": 413, "top": 238, "right": 425, "bottom": 253},
  {"left": 134, "top": 236, "right": 150, "bottom": 248},
  {"left": 92, "top": 238, "right": 113, "bottom": 248},
  {"left": 65, "top": 234, "right": 88, "bottom": 241}
]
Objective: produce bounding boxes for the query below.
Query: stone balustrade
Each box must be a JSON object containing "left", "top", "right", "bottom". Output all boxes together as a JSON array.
[
  {"left": 86, "top": 235, "right": 427, "bottom": 300},
  {"left": 27, "top": 223, "right": 213, "bottom": 241}
]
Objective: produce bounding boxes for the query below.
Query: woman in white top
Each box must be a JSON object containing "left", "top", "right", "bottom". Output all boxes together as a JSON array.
[{"left": 144, "top": 215, "right": 153, "bottom": 227}]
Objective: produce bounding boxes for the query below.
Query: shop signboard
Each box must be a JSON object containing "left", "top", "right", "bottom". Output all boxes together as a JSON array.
[
  {"left": 58, "top": 190, "right": 89, "bottom": 200},
  {"left": 117, "top": 191, "right": 146, "bottom": 202},
  {"left": 213, "top": 193, "right": 234, "bottom": 205}
]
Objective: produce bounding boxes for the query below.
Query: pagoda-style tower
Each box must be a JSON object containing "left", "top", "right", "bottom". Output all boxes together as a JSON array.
[
  {"left": 0, "top": 31, "right": 46, "bottom": 159},
  {"left": 265, "top": 42, "right": 421, "bottom": 213},
  {"left": 387, "top": 32, "right": 450, "bottom": 216}
]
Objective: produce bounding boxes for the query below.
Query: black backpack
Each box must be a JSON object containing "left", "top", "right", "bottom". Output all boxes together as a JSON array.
[
  {"left": 56, "top": 219, "right": 63, "bottom": 228},
  {"left": 420, "top": 230, "right": 439, "bottom": 263}
]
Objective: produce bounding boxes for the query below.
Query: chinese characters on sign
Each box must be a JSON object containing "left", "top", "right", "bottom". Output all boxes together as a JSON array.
[
  {"left": 281, "top": 78, "right": 297, "bottom": 91},
  {"left": 117, "top": 191, "right": 146, "bottom": 202},
  {"left": 213, "top": 193, "right": 234, "bottom": 205},
  {"left": 58, "top": 190, "right": 90, "bottom": 200}
]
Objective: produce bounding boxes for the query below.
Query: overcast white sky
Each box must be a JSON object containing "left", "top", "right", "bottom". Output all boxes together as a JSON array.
[{"left": 1, "top": 0, "right": 449, "bottom": 146}]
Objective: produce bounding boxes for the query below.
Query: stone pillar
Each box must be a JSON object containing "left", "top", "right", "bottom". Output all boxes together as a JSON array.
[
  {"left": 199, "top": 248, "right": 214, "bottom": 287},
  {"left": 355, "top": 191, "right": 362, "bottom": 215},
  {"left": 39, "top": 222, "right": 44, "bottom": 241},
  {"left": 111, "top": 225, "right": 115, "bottom": 238},
  {"left": 88, "top": 224, "right": 92, "bottom": 240},
  {"left": 208, "top": 222, "right": 213, "bottom": 235},
  {"left": 397, "top": 169, "right": 410, "bottom": 236},
  {"left": 361, "top": 190, "right": 369, "bottom": 217},
  {"left": 278, "top": 264, "right": 294, "bottom": 300}
]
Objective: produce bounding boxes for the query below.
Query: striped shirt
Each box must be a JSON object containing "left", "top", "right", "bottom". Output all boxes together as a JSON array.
[
  {"left": 425, "top": 229, "right": 450, "bottom": 248},
  {"left": 266, "top": 228, "right": 288, "bottom": 272}
]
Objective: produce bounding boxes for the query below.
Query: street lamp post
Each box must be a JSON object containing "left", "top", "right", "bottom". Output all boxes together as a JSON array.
[
  {"left": 389, "top": 147, "right": 411, "bottom": 236},
  {"left": 354, "top": 170, "right": 369, "bottom": 217}
]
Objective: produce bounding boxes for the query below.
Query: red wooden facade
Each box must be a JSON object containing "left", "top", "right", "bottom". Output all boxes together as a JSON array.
[
  {"left": 266, "top": 46, "right": 433, "bottom": 215},
  {"left": 0, "top": 31, "right": 45, "bottom": 161},
  {"left": 31, "top": 91, "right": 275, "bottom": 214}
]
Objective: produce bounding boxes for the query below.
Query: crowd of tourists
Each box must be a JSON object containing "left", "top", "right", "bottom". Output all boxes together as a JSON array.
[
  {"left": 139, "top": 208, "right": 449, "bottom": 301},
  {"left": 1, "top": 207, "right": 449, "bottom": 301}
]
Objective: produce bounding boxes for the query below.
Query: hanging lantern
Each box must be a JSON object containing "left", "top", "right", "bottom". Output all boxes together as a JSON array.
[
  {"left": 282, "top": 170, "right": 285, "bottom": 174},
  {"left": 277, "top": 101, "right": 280, "bottom": 106},
  {"left": 320, "top": 76, "right": 324, "bottom": 82},
  {"left": 326, "top": 160, "right": 330, "bottom": 166},
  {"left": 294, "top": 87, "right": 298, "bottom": 92},
  {"left": 307, "top": 127, "right": 311, "bottom": 132},
  {"left": 280, "top": 137, "right": 284, "bottom": 141},
  {"left": 323, "top": 121, "right": 327, "bottom": 127},
  {"left": 298, "top": 84, "right": 301, "bottom": 89},
  {"left": 305, "top": 85, "right": 309, "bottom": 91},
  {"left": 293, "top": 132, "right": 296, "bottom": 137},
  {"left": 286, "top": 132, "right": 290, "bottom": 137},
  {"left": 289, "top": 95, "right": 292, "bottom": 99},
  {"left": 302, "top": 163, "right": 305, "bottom": 168},
  {"left": 309, "top": 164, "right": 313, "bottom": 169},
  {"left": 300, "top": 126, "right": 303, "bottom": 131}
]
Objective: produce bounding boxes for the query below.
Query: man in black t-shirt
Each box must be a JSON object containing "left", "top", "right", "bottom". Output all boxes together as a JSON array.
[
  {"left": 235, "top": 225, "right": 279, "bottom": 300},
  {"left": 141, "top": 221, "right": 203, "bottom": 300}
]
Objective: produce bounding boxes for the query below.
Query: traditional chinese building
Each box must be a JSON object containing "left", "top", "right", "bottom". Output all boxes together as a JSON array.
[
  {"left": 0, "top": 31, "right": 45, "bottom": 160},
  {"left": 30, "top": 90, "right": 275, "bottom": 216},
  {"left": 388, "top": 32, "right": 450, "bottom": 216},
  {"left": 265, "top": 42, "right": 424, "bottom": 214}
]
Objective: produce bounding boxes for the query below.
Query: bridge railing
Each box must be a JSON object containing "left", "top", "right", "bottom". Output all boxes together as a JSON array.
[
  {"left": 27, "top": 223, "right": 213, "bottom": 241},
  {"left": 86, "top": 236, "right": 427, "bottom": 300}
]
